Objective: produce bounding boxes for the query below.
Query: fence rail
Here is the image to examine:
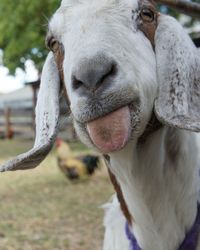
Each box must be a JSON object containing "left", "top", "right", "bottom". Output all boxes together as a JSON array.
[{"left": 0, "top": 105, "right": 76, "bottom": 141}]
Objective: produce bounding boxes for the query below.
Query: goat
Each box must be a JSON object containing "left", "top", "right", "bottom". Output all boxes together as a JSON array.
[{"left": 1, "top": 0, "right": 200, "bottom": 249}]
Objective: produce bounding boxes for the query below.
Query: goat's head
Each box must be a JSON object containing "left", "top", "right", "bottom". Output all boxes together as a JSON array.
[{"left": 1, "top": 0, "right": 200, "bottom": 171}]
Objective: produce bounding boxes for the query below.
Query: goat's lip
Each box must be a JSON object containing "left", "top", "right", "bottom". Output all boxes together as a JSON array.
[
  {"left": 86, "top": 106, "right": 131, "bottom": 153},
  {"left": 74, "top": 95, "right": 139, "bottom": 124}
]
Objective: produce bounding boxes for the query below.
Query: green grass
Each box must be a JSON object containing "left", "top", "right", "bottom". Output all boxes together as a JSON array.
[{"left": 0, "top": 140, "right": 114, "bottom": 250}]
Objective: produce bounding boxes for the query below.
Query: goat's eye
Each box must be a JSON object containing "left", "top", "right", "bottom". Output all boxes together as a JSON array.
[
  {"left": 140, "top": 8, "right": 155, "bottom": 22},
  {"left": 48, "top": 37, "right": 60, "bottom": 52}
]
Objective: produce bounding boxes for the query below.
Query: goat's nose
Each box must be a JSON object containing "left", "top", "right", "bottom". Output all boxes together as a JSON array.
[{"left": 72, "top": 55, "right": 117, "bottom": 91}]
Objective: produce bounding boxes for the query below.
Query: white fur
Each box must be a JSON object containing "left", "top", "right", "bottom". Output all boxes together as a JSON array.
[
  {"left": 47, "top": 1, "right": 200, "bottom": 249},
  {"left": 49, "top": 0, "right": 156, "bottom": 133},
  {"left": 103, "top": 195, "right": 130, "bottom": 250},
  {"left": 104, "top": 129, "right": 200, "bottom": 250}
]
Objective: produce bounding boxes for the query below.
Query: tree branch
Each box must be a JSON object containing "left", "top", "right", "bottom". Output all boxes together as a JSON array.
[{"left": 155, "top": 0, "right": 200, "bottom": 18}]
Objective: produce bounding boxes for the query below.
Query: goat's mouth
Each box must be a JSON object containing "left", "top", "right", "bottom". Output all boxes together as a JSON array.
[{"left": 86, "top": 106, "right": 131, "bottom": 153}]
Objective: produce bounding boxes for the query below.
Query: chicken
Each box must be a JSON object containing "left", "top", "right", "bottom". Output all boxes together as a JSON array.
[{"left": 55, "top": 138, "right": 100, "bottom": 180}]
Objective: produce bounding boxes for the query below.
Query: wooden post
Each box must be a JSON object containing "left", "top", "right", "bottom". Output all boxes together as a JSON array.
[
  {"left": 4, "top": 107, "right": 13, "bottom": 139},
  {"left": 32, "top": 85, "right": 37, "bottom": 131},
  {"left": 31, "top": 83, "right": 39, "bottom": 137},
  {"left": 31, "top": 81, "right": 40, "bottom": 134},
  {"left": 33, "top": 85, "right": 38, "bottom": 110}
]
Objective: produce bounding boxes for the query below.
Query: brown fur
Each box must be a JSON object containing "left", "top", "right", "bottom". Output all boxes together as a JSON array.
[
  {"left": 138, "top": 113, "right": 162, "bottom": 144},
  {"left": 54, "top": 45, "right": 71, "bottom": 106},
  {"left": 104, "top": 155, "right": 133, "bottom": 225},
  {"left": 108, "top": 169, "right": 133, "bottom": 225},
  {"left": 137, "top": 0, "right": 159, "bottom": 48}
]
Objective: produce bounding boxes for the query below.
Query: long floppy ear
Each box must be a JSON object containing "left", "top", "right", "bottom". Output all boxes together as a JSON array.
[
  {"left": 154, "top": 15, "right": 200, "bottom": 132},
  {"left": 0, "top": 52, "right": 60, "bottom": 172}
]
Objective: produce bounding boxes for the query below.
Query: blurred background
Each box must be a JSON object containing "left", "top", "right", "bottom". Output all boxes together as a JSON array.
[{"left": 0, "top": 0, "right": 199, "bottom": 250}]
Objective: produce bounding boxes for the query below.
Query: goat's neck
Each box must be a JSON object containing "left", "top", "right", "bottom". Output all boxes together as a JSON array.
[{"left": 109, "top": 127, "right": 199, "bottom": 250}]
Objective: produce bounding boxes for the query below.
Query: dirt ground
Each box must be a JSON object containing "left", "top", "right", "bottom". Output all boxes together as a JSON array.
[{"left": 0, "top": 140, "right": 114, "bottom": 250}]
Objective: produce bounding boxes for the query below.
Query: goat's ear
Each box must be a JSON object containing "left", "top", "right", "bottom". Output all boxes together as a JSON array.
[
  {"left": 154, "top": 15, "right": 200, "bottom": 132},
  {"left": 0, "top": 52, "right": 60, "bottom": 172}
]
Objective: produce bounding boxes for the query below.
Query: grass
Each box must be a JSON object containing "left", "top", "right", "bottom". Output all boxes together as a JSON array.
[{"left": 0, "top": 139, "right": 114, "bottom": 250}]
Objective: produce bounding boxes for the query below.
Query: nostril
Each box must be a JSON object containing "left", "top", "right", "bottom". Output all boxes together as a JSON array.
[
  {"left": 99, "top": 63, "right": 118, "bottom": 85},
  {"left": 72, "top": 63, "right": 117, "bottom": 91},
  {"left": 72, "top": 56, "right": 118, "bottom": 92},
  {"left": 72, "top": 76, "right": 84, "bottom": 90}
]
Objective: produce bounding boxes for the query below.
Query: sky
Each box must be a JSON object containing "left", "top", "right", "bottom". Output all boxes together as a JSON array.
[{"left": 0, "top": 60, "right": 38, "bottom": 94}]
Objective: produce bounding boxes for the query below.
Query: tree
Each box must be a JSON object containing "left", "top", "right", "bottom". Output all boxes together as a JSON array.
[
  {"left": 0, "top": 0, "right": 199, "bottom": 76},
  {"left": 0, "top": 0, "right": 59, "bottom": 74},
  {"left": 157, "top": 0, "right": 200, "bottom": 32},
  {"left": 156, "top": 0, "right": 200, "bottom": 18}
]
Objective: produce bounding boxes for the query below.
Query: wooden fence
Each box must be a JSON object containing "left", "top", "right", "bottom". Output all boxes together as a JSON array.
[
  {"left": 0, "top": 105, "right": 76, "bottom": 141},
  {"left": 0, "top": 107, "right": 33, "bottom": 139}
]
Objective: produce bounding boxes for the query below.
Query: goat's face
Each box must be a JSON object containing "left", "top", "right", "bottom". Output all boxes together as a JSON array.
[
  {"left": 48, "top": 0, "right": 158, "bottom": 153},
  {"left": 1, "top": 0, "right": 200, "bottom": 172}
]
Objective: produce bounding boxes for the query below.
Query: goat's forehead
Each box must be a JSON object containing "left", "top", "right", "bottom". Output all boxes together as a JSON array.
[
  {"left": 49, "top": 0, "right": 139, "bottom": 35},
  {"left": 61, "top": 0, "right": 139, "bottom": 8}
]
